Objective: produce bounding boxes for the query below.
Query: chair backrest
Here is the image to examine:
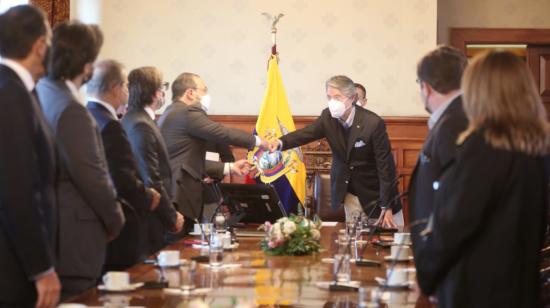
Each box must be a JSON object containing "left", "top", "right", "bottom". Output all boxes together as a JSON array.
[{"left": 313, "top": 172, "right": 345, "bottom": 222}]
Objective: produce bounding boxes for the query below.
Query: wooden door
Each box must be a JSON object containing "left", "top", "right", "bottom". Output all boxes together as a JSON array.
[{"left": 527, "top": 45, "right": 550, "bottom": 119}]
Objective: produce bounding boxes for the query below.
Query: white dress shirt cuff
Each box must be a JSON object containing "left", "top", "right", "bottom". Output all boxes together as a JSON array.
[{"left": 223, "top": 163, "right": 233, "bottom": 176}]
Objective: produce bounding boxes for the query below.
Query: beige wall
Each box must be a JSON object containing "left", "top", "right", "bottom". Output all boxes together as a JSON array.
[
  {"left": 438, "top": 0, "right": 550, "bottom": 44},
  {"left": 72, "top": 0, "right": 437, "bottom": 116}
]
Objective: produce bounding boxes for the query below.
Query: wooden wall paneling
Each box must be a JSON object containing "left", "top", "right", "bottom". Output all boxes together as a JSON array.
[
  {"left": 527, "top": 46, "right": 550, "bottom": 118},
  {"left": 450, "top": 28, "right": 550, "bottom": 54}
]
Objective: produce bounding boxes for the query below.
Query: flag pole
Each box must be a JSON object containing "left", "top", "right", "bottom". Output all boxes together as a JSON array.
[{"left": 262, "top": 13, "right": 284, "bottom": 58}]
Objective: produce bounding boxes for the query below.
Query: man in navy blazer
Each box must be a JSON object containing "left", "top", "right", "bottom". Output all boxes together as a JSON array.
[
  {"left": 408, "top": 46, "right": 468, "bottom": 263},
  {"left": 270, "top": 75, "right": 403, "bottom": 226},
  {"left": 0, "top": 5, "right": 61, "bottom": 308},
  {"left": 86, "top": 60, "right": 162, "bottom": 270}
]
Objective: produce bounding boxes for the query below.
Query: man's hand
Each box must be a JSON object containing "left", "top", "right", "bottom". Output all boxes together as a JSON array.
[
  {"left": 35, "top": 271, "right": 61, "bottom": 308},
  {"left": 230, "top": 159, "right": 251, "bottom": 176},
  {"left": 171, "top": 212, "right": 184, "bottom": 233},
  {"left": 375, "top": 208, "right": 397, "bottom": 228},
  {"left": 149, "top": 188, "right": 161, "bottom": 211},
  {"left": 268, "top": 139, "right": 281, "bottom": 152},
  {"left": 258, "top": 137, "right": 270, "bottom": 151}
]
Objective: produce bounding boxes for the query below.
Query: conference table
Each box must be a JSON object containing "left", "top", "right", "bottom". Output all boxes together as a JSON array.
[{"left": 67, "top": 224, "right": 434, "bottom": 307}]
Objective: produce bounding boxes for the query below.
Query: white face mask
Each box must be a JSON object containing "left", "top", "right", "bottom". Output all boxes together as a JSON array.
[
  {"left": 328, "top": 98, "right": 347, "bottom": 118},
  {"left": 200, "top": 94, "right": 211, "bottom": 112}
]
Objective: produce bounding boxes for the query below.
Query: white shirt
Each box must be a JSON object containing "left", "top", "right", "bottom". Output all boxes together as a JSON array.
[
  {"left": 1, "top": 58, "right": 34, "bottom": 92},
  {"left": 144, "top": 106, "right": 156, "bottom": 120},
  {"left": 88, "top": 97, "right": 118, "bottom": 119},
  {"left": 428, "top": 92, "right": 461, "bottom": 130}
]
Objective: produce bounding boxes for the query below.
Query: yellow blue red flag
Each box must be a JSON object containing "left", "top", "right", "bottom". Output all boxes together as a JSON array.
[{"left": 247, "top": 55, "right": 306, "bottom": 213}]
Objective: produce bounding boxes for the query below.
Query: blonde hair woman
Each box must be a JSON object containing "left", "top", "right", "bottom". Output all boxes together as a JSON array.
[{"left": 415, "top": 50, "right": 550, "bottom": 308}]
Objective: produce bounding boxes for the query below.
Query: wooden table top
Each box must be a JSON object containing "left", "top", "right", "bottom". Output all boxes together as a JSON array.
[{"left": 67, "top": 224, "right": 434, "bottom": 307}]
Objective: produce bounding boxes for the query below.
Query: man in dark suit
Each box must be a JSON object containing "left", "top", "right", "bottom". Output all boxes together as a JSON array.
[
  {"left": 159, "top": 72, "right": 267, "bottom": 223},
  {"left": 36, "top": 21, "right": 125, "bottom": 298},
  {"left": 269, "top": 75, "right": 402, "bottom": 226},
  {"left": 0, "top": 5, "right": 61, "bottom": 308},
  {"left": 408, "top": 46, "right": 468, "bottom": 261},
  {"left": 86, "top": 60, "right": 162, "bottom": 270},
  {"left": 122, "top": 66, "right": 184, "bottom": 253}
]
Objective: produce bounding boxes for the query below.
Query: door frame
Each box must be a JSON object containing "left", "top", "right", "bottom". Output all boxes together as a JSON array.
[{"left": 450, "top": 28, "right": 550, "bottom": 53}]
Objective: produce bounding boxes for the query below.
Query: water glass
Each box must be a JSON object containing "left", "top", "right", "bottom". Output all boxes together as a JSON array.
[
  {"left": 334, "top": 233, "right": 351, "bottom": 283},
  {"left": 345, "top": 220, "right": 356, "bottom": 238},
  {"left": 337, "top": 233, "right": 351, "bottom": 255},
  {"left": 333, "top": 253, "right": 351, "bottom": 283},
  {"left": 180, "top": 261, "right": 196, "bottom": 291},
  {"left": 209, "top": 232, "right": 224, "bottom": 268}
]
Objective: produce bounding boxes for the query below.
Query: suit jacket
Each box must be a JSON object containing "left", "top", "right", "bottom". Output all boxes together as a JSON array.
[
  {"left": 280, "top": 106, "right": 401, "bottom": 215},
  {"left": 0, "top": 65, "right": 57, "bottom": 304},
  {"left": 203, "top": 142, "right": 235, "bottom": 204},
  {"left": 36, "top": 77, "right": 125, "bottom": 290},
  {"left": 158, "top": 102, "right": 255, "bottom": 219},
  {"left": 409, "top": 97, "right": 468, "bottom": 258},
  {"left": 415, "top": 130, "right": 548, "bottom": 308},
  {"left": 206, "top": 142, "right": 236, "bottom": 163},
  {"left": 87, "top": 101, "right": 153, "bottom": 269},
  {"left": 121, "top": 106, "right": 178, "bottom": 253}
]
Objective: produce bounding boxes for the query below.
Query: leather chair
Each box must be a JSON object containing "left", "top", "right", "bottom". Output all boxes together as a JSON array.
[{"left": 313, "top": 172, "right": 345, "bottom": 222}]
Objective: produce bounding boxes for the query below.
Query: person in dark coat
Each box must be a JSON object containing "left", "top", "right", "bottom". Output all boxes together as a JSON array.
[{"left": 415, "top": 50, "right": 550, "bottom": 308}]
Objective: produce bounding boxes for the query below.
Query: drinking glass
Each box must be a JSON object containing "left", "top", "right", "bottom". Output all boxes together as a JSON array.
[{"left": 209, "top": 232, "right": 224, "bottom": 268}]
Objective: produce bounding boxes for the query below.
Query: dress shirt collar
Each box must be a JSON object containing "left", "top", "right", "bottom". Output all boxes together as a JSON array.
[
  {"left": 64, "top": 79, "right": 82, "bottom": 103},
  {"left": 340, "top": 104, "right": 356, "bottom": 128},
  {"left": 89, "top": 97, "right": 118, "bottom": 119},
  {"left": 144, "top": 106, "right": 156, "bottom": 120},
  {"left": 428, "top": 92, "right": 461, "bottom": 130},
  {"left": 1, "top": 58, "right": 34, "bottom": 92}
]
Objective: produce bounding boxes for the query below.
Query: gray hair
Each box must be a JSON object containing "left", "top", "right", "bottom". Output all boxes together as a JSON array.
[
  {"left": 325, "top": 75, "right": 356, "bottom": 97},
  {"left": 171, "top": 72, "right": 200, "bottom": 102},
  {"left": 87, "top": 59, "right": 125, "bottom": 96}
]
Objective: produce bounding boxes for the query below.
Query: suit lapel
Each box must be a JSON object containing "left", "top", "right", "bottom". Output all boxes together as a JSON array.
[
  {"left": 346, "top": 108, "right": 363, "bottom": 160},
  {"left": 328, "top": 116, "right": 347, "bottom": 159},
  {"left": 88, "top": 101, "right": 117, "bottom": 121}
]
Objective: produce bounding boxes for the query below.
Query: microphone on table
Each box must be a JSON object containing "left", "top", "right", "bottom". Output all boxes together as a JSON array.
[
  {"left": 355, "top": 191, "right": 408, "bottom": 267},
  {"left": 194, "top": 218, "right": 210, "bottom": 247},
  {"left": 209, "top": 182, "right": 225, "bottom": 224}
]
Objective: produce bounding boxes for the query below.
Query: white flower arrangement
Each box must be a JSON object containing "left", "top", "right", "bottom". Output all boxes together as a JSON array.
[{"left": 260, "top": 215, "right": 322, "bottom": 256}]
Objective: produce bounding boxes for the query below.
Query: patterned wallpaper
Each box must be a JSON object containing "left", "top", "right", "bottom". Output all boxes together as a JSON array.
[{"left": 77, "top": 0, "right": 437, "bottom": 116}]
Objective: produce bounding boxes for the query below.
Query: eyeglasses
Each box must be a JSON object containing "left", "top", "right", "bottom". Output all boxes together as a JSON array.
[{"left": 159, "top": 82, "right": 169, "bottom": 91}]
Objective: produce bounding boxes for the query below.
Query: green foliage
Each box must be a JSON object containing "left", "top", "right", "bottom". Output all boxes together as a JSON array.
[{"left": 260, "top": 215, "right": 322, "bottom": 256}]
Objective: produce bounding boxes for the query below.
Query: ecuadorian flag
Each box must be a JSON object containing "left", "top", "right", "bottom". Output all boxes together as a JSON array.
[{"left": 247, "top": 55, "right": 306, "bottom": 214}]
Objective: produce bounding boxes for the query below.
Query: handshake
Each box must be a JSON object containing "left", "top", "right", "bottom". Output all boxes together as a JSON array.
[
  {"left": 257, "top": 137, "right": 282, "bottom": 153},
  {"left": 227, "top": 137, "right": 282, "bottom": 177}
]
